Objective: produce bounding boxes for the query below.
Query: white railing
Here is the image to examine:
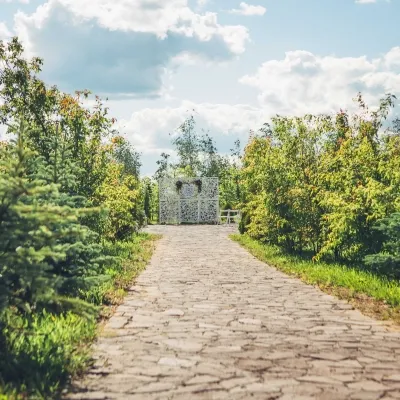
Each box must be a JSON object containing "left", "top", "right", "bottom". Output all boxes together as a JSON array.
[{"left": 220, "top": 209, "right": 241, "bottom": 225}]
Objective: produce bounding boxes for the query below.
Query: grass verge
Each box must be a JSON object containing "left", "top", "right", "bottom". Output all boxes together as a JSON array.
[
  {"left": 231, "top": 234, "right": 400, "bottom": 325},
  {"left": 0, "top": 232, "right": 160, "bottom": 400}
]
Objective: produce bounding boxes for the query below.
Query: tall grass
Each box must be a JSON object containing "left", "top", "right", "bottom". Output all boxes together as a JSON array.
[{"left": 0, "top": 311, "right": 96, "bottom": 399}]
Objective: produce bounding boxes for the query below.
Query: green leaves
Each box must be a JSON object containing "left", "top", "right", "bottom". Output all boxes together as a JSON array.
[
  {"left": 154, "top": 115, "right": 242, "bottom": 211},
  {"left": 365, "top": 213, "right": 400, "bottom": 280},
  {"left": 0, "top": 38, "right": 145, "bottom": 315},
  {"left": 0, "top": 310, "right": 96, "bottom": 398},
  {"left": 0, "top": 129, "right": 108, "bottom": 314},
  {"left": 0, "top": 37, "right": 152, "bottom": 398},
  {"left": 240, "top": 93, "right": 399, "bottom": 265}
]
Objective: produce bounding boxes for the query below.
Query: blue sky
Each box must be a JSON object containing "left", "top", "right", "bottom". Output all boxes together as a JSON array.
[{"left": 0, "top": 0, "right": 399, "bottom": 175}]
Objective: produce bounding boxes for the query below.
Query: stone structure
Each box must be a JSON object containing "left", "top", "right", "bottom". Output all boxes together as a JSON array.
[{"left": 158, "top": 177, "right": 219, "bottom": 224}]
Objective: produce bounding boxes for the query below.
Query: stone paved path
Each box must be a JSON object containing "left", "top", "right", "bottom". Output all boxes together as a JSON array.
[{"left": 67, "top": 225, "right": 400, "bottom": 400}]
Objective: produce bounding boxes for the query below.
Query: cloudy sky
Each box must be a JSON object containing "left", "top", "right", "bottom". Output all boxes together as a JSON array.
[{"left": 1, "top": 0, "right": 400, "bottom": 175}]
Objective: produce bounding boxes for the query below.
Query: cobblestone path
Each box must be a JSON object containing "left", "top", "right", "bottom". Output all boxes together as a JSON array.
[{"left": 67, "top": 225, "right": 400, "bottom": 400}]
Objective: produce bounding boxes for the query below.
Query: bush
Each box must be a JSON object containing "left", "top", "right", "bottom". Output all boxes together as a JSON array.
[
  {"left": 365, "top": 213, "right": 400, "bottom": 280},
  {"left": 93, "top": 162, "right": 141, "bottom": 241},
  {"left": 240, "top": 95, "right": 399, "bottom": 262}
]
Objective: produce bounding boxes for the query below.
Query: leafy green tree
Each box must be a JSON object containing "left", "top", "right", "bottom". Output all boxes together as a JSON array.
[
  {"left": 393, "top": 118, "right": 400, "bottom": 134},
  {"left": 240, "top": 115, "right": 325, "bottom": 253},
  {"left": 142, "top": 178, "right": 152, "bottom": 221},
  {"left": 0, "top": 38, "right": 47, "bottom": 129},
  {"left": 143, "top": 179, "right": 159, "bottom": 223},
  {"left": 219, "top": 140, "right": 242, "bottom": 210},
  {"left": 317, "top": 94, "right": 397, "bottom": 261},
  {"left": 154, "top": 152, "right": 171, "bottom": 180},
  {"left": 240, "top": 93, "right": 399, "bottom": 261},
  {"left": 199, "top": 133, "right": 224, "bottom": 177},
  {"left": 113, "top": 136, "right": 141, "bottom": 179},
  {"left": 172, "top": 115, "right": 201, "bottom": 175},
  {"left": 93, "top": 161, "right": 141, "bottom": 241}
]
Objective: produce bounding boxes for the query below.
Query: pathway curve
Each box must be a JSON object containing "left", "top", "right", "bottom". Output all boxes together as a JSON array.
[{"left": 67, "top": 225, "right": 400, "bottom": 400}]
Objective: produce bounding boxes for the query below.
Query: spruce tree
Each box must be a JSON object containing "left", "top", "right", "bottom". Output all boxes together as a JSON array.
[
  {"left": 364, "top": 213, "right": 400, "bottom": 280},
  {"left": 0, "top": 122, "right": 112, "bottom": 315}
]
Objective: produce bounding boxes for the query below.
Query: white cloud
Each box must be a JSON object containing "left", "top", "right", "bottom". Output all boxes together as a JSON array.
[
  {"left": 355, "top": 0, "right": 391, "bottom": 3},
  {"left": 385, "top": 47, "right": 400, "bottom": 68},
  {"left": 115, "top": 100, "right": 267, "bottom": 174},
  {"left": 229, "top": 2, "right": 266, "bottom": 16},
  {"left": 119, "top": 101, "right": 265, "bottom": 154},
  {"left": 0, "top": 0, "right": 29, "bottom": 3},
  {"left": 14, "top": 0, "right": 249, "bottom": 95},
  {"left": 16, "top": 0, "right": 248, "bottom": 47},
  {"left": 240, "top": 48, "right": 400, "bottom": 116},
  {"left": 119, "top": 47, "right": 400, "bottom": 174},
  {"left": 355, "top": 0, "right": 377, "bottom": 3},
  {"left": 0, "top": 22, "right": 12, "bottom": 39}
]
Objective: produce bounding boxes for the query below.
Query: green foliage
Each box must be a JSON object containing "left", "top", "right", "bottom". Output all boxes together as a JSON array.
[
  {"left": 219, "top": 140, "right": 242, "bottom": 210},
  {"left": 171, "top": 116, "right": 202, "bottom": 175},
  {"left": 81, "top": 233, "right": 156, "bottom": 306},
  {"left": 113, "top": 136, "right": 141, "bottom": 179},
  {"left": 240, "top": 94, "right": 400, "bottom": 265},
  {"left": 0, "top": 37, "right": 152, "bottom": 398},
  {"left": 0, "top": 311, "right": 96, "bottom": 399},
  {"left": 154, "top": 115, "right": 242, "bottom": 211},
  {"left": 93, "top": 161, "right": 140, "bottom": 241},
  {"left": 141, "top": 178, "right": 158, "bottom": 223},
  {"left": 0, "top": 135, "right": 59, "bottom": 315},
  {"left": 365, "top": 213, "right": 400, "bottom": 279},
  {"left": 0, "top": 38, "right": 45, "bottom": 128},
  {"left": 0, "top": 232, "right": 157, "bottom": 399},
  {"left": 154, "top": 152, "right": 171, "bottom": 181},
  {"left": 0, "top": 127, "right": 115, "bottom": 316}
]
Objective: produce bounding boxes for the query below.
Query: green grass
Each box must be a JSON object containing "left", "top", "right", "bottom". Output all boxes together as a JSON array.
[
  {"left": 0, "top": 311, "right": 96, "bottom": 400},
  {"left": 0, "top": 233, "right": 159, "bottom": 400},
  {"left": 82, "top": 232, "right": 160, "bottom": 309},
  {"left": 231, "top": 234, "right": 400, "bottom": 308}
]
